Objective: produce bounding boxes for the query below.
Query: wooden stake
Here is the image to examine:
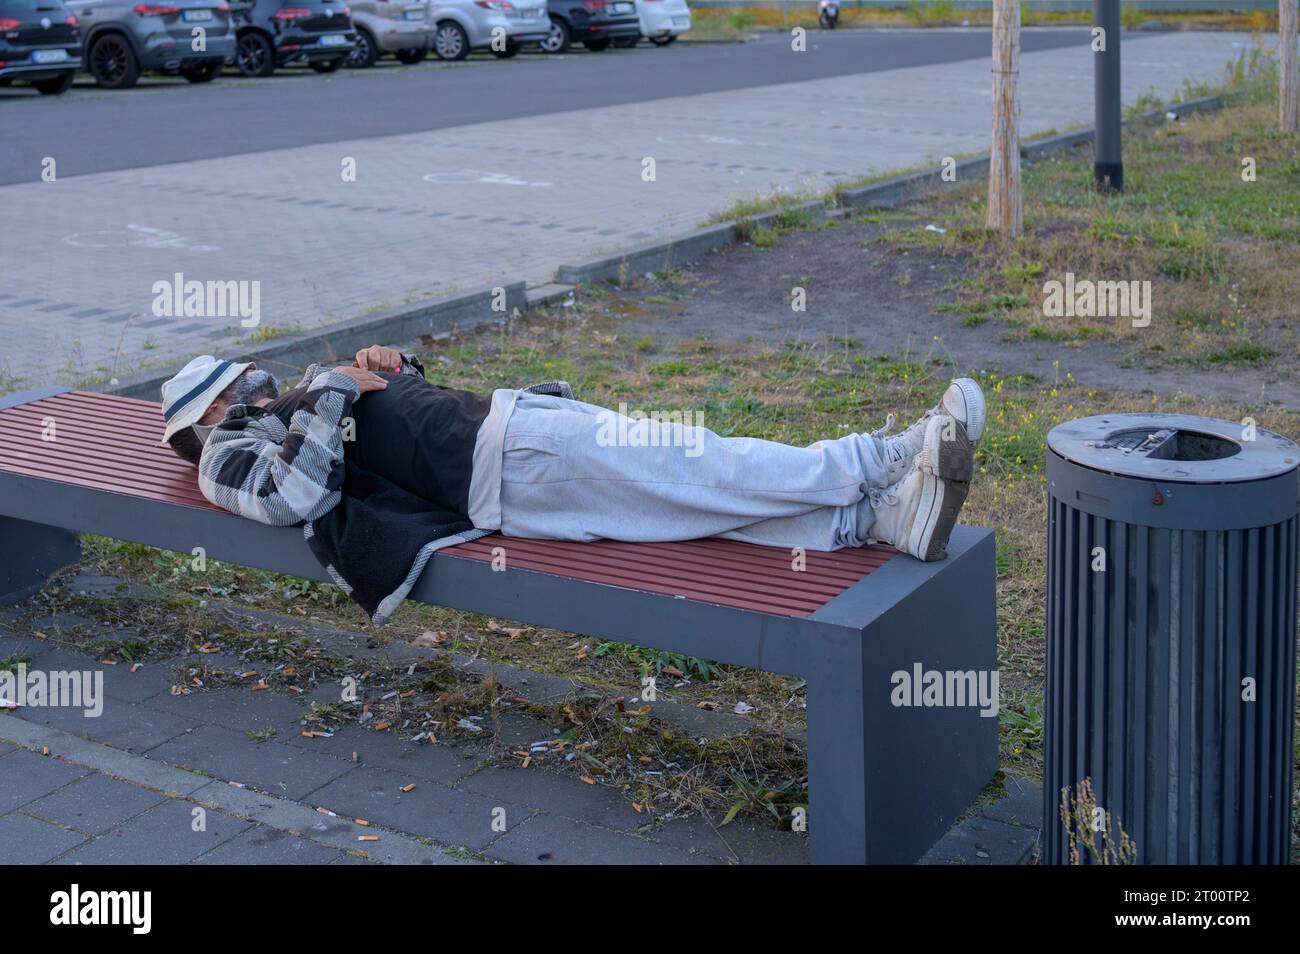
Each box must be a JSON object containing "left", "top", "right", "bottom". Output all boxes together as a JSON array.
[
  {"left": 988, "top": 0, "right": 1022, "bottom": 235},
  {"left": 1283, "top": 0, "right": 1299, "bottom": 132}
]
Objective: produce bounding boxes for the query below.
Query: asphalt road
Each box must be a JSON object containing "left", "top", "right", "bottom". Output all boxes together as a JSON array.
[{"left": 0, "top": 28, "right": 1132, "bottom": 183}]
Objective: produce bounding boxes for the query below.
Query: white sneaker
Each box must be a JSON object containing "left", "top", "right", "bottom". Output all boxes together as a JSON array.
[
  {"left": 866, "top": 414, "right": 974, "bottom": 562},
  {"left": 871, "top": 377, "right": 985, "bottom": 484}
]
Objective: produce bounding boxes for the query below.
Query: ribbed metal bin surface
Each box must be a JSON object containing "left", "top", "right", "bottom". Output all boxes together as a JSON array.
[{"left": 1044, "top": 414, "right": 1300, "bottom": 864}]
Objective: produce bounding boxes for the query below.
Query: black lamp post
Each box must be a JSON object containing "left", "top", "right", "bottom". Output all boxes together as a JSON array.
[{"left": 1094, "top": 0, "right": 1123, "bottom": 192}]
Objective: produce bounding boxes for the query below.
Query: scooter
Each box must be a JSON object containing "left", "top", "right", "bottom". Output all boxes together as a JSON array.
[{"left": 818, "top": 0, "right": 839, "bottom": 29}]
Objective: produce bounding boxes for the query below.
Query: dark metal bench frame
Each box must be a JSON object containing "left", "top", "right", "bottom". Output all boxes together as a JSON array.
[{"left": 0, "top": 386, "right": 998, "bottom": 863}]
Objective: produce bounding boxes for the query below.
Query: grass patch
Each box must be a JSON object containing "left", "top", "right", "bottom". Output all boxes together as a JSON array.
[
  {"left": 0, "top": 651, "right": 32, "bottom": 674},
  {"left": 870, "top": 49, "right": 1299, "bottom": 370},
  {"left": 686, "top": 5, "right": 1274, "bottom": 37}
]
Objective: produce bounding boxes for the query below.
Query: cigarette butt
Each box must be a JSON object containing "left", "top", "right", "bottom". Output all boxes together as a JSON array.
[
  {"left": 373, "top": 722, "right": 390, "bottom": 731},
  {"left": 301, "top": 731, "right": 317, "bottom": 738},
  {"left": 358, "top": 835, "right": 379, "bottom": 842},
  {"left": 580, "top": 776, "right": 595, "bottom": 785},
  {"left": 352, "top": 751, "right": 358, "bottom": 763},
  {"left": 130, "top": 663, "right": 143, "bottom": 673},
  {"left": 632, "top": 803, "right": 643, "bottom": 813},
  {"left": 400, "top": 783, "right": 416, "bottom": 793},
  {"left": 41, "top": 746, "right": 50, "bottom": 756},
  {"left": 355, "top": 818, "right": 370, "bottom": 827},
  {"left": 252, "top": 682, "right": 270, "bottom": 691},
  {"left": 522, "top": 756, "right": 532, "bottom": 769},
  {"left": 317, "top": 807, "right": 338, "bottom": 817}
]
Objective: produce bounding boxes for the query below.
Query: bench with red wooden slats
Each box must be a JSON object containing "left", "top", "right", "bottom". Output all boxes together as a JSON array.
[
  {"left": 0, "top": 385, "right": 997, "bottom": 864},
  {"left": 0, "top": 388, "right": 897, "bottom": 618}
]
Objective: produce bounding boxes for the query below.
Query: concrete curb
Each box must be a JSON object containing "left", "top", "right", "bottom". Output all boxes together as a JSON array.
[
  {"left": 563, "top": 92, "right": 1225, "bottom": 282},
  {"left": 105, "top": 281, "right": 526, "bottom": 402},
  {"left": 556, "top": 203, "right": 832, "bottom": 285}
]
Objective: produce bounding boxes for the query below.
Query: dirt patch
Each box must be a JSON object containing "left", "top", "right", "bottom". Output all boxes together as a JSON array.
[{"left": 609, "top": 214, "right": 1300, "bottom": 410}]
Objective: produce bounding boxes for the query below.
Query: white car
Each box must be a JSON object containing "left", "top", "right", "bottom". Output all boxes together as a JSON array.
[
  {"left": 428, "top": 0, "right": 549, "bottom": 59},
  {"left": 638, "top": 0, "right": 689, "bottom": 46}
]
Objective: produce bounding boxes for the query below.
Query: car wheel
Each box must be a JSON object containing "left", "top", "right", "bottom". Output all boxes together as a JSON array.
[
  {"left": 310, "top": 58, "right": 344, "bottom": 73},
  {"left": 33, "top": 72, "right": 75, "bottom": 95},
  {"left": 87, "top": 32, "right": 140, "bottom": 89},
  {"left": 612, "top": 36, "right": 637, "bottom": 48},
  {"left": 235, "top": 31, "right": 275, "bottom": 77},
  {"left": 394, "top": 47, "right": 427, "bottom": 64},
  {"left": 539, "top": 16, "right": 569, "bottom": 54},
  {"left": 649, "top": 34, "right": 676, "bottom": 46},
  {"left": 179, "top": 61, "right": 223, "bottom": 83},
  {"left": 490, "top": 39, "right": 519, "bottom": 58},
  {"left": 432, "top": 20, "right": 469, "bottom": 60},
  {"left": 348, "top": 29, "right": 378, "bottom": 68},
  {"left": 582, "top": 37, "right": 610, "bottom": 51}
]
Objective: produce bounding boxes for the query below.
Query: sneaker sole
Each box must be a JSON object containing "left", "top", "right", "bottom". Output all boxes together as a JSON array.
[
  {"left": 909, "top": 416, "right": 974, "bottom": 561},
  {"left": 943, "top": 378, "right": 986, "bottom": 444}
]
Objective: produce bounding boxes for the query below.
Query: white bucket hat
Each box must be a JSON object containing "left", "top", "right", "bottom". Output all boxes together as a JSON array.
[{"left": 158, "top": 355, "right": 254, "bottom": 446}]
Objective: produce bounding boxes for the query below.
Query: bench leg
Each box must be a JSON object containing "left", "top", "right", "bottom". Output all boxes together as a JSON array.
[
  {"left": 806, "top": 653, "right": 872, "bottom": 863},
  {"left": 0, "top": 516, "right": 80, "bottom": 606},
  {"left": 807, "top": 648, "right": 998, "bottom": 864},
  {"left": 807, "top": 615, "right": 998, "bottom": 860}
]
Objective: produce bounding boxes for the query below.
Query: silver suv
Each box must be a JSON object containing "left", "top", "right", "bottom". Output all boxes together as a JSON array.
[
  {"left": 66, "top": 0, "right": 235, "bottom": 88},
  {"left": 346, "top": 0, "right": 428, "bottom": 67},
  {"left": 428, "top": 0, "right": 547, "bottom": 61}
]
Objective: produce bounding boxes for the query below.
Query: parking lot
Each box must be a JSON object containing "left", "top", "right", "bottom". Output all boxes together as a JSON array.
[{"left": 0, "top": 27, "right": 1253, "bottom": 390}]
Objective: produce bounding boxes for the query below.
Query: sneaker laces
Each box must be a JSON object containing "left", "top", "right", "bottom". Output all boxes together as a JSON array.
[
  {"left": 869, "top": 413, "right": 896, "bottom": 439},
  {"left": 867, "top": 486, "right": 899, "bottom": 509}
]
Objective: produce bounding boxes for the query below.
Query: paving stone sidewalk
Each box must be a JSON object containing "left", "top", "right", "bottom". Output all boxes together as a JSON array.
[{"left": 0, "top": 582, "right": 1039, "bottom": 865}]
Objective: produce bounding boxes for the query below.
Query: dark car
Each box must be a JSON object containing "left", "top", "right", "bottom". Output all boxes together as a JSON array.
[
  {"left": 0, "top": 0, "right": 81, "bottom": 94},
  {"left": 230, "top": 0, "right": 355, "bottom": 75},
  {"left": 67, "top": 0, "right": 236, "bottom": 88},
  {"left": 539, "top": 0, "right": 636, "bottom": 54}
]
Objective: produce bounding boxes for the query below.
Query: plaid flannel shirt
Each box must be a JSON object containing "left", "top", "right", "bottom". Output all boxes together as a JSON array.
[{"left": 196, "top": 355, "right": 425, "bottom": 527}]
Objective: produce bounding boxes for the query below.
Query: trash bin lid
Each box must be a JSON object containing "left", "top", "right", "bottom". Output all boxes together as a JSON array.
[{"left": 1047, "top": 413, "right": 1300, "bottom": 484}]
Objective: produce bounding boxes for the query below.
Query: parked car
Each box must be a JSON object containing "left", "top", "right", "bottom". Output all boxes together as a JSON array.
[
  {"left": 0, "top": 0, "right": 81, "bottom": 94},
  {"left": 427, "top": 0, "right": 547, "bottom": 61},
  {"left": 540, "top": 0, "right": 635, "bottom": 54},
  {"left": 636, "top": 0, "right": 687, "bottom": 45},
  {"left": 230, "top": 0, "right": 355, "bottom": 75},
  {"left": 66, "top": 0, "right": 235, "bottom": 88},
  {"left": 346, "top": 0, "right": 427, "bottom": 67}
]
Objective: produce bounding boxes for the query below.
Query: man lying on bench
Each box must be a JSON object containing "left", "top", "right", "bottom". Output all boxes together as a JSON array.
[{"left": 158, "top": 345, "right": 985, "bottom": 624}]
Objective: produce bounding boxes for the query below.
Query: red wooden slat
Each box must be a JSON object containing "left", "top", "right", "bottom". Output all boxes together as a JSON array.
[
  {"left": 30, "top": 391, "right": 167, "bottom": 418},
  {"left": 0, "top": 448, "right": 212, "bottom": 504},
  {"left": 16, "top": 399, "right": 166, "bottom": 430},
  {"left": 0, "top": 391, "right": 896, "bottom": 617},
  {"left": 448, "top": 538, "right": 837, "bottom": 607},
  {"left": 0, "top": 424, "right": 193, "bottom": 474},
  {"left": 452, "top": 536, "right": 850, "bottom": 601},
  {"left": 445, "top": 545, "right": 825, "bottom": 615},
  {"left": 0, "top": 459, "right": 219, "bottom": 509}
]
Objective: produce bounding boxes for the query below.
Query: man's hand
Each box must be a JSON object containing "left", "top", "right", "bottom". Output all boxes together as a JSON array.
[
  {"left": 353, "top": 345, "right": 404, "bottom": 373},
  {"left": 328, "top": 366, "right": 388, "bottom": 395}
]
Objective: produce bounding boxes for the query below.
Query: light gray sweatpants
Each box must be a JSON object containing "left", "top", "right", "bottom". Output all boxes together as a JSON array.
[{"left": 497, "top": 392, "right": 887, "bottom": 551}]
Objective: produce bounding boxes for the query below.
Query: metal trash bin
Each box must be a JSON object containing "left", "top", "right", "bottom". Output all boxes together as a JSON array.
[{"left": 1043, "top": 413, "right": 1299, "bottom": 864}]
